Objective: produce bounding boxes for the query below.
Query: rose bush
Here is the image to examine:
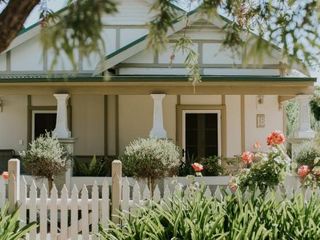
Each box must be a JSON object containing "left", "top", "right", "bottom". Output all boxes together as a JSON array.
[{"left": 231, "top": 130, "right": 289, "bottom": 193}]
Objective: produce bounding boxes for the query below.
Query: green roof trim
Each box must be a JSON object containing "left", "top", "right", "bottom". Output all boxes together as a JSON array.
[
  {"left": 106, "top": 35, "right": 147, "bottom": 60},
  {"left": 0, "top": 75, "right": 315, "bottom": 83},
  {"left": 18, "top": 6, "right": 69, "bottom": 36}
]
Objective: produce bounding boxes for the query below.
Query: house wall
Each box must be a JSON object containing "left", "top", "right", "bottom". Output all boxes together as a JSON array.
[
  {"left": 0, "top": 95, "right": 28, "bottom": 152},
  {"left": 72, "top": 95, "right": 105, "bottom": 156},
  {"left": 226, "top": 95, "right": 242, "bottom": 157},
  {"left": 0, "top": 93, "right": 283, "bottom": 159},
  {"left": 244, "top": 95, "right": 283, "bottom": 152}
]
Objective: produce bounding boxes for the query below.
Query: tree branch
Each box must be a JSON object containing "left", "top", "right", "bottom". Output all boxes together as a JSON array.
[{"left": 0, "top": 0, "right": 40, "bottom": 53}]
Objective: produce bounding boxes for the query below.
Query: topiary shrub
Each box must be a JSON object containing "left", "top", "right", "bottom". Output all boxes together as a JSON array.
[
  {"left": 295, "top": 142, "right": 320, "bottom": 168},
  {"left": 20, "top": 132, "right": 68, "bottom": 191},
  {"left": 121, "top": 138, "right": 181, "bottom": 191}
]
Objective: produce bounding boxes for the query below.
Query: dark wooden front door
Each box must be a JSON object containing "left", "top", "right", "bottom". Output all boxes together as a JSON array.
[
  {"left": 34, "top": 113, "right": 57, "bottom": 139},
  {"left": 185, "top": 113, "right": 219, "bottom": 160}
]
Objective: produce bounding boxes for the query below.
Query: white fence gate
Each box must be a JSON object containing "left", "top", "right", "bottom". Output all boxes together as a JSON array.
[{"left": 0, "top": 159, "right": 306, "bottom": 240}]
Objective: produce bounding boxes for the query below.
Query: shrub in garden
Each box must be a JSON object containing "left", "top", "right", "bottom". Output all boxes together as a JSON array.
[
  {"left": 121, "top": 138, "right": 181, "bottom": 190},
  {"left": 232, "top": 131, "right": 289, "bottom": 193},
  {"left": 73, "top": 155, "right": 107, "bottom": 176},
  {"left": 295, "top": 141, "right": 320, "bottom": 168},
  {"left": 20, "top": 132, "right": 68, "bottom": 191},
  {"left": 179, "top": 155, "right": 224, "bottom": 176},
  {"left": 0, "top": 204, "right": 36, "bottom": 240},
  {"left": 200, "top": 156, "right": 224, "bottom": 176},
  {"left": 100, "top": 186, "right": 320, "bottom": 240}
]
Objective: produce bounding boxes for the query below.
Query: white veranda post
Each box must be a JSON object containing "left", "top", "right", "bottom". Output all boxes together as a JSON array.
[
  {"left": 294, "top": 95, "right": 315, "bottom": 139},
  {"left": 149, "top": 94, "right": 167, "bottom": 139},
  {"left": 290, "top": 95, "right": 315, "bottom": 162},
  {"left": 53, "top": 93, "right": 71, "bottom": 138}
]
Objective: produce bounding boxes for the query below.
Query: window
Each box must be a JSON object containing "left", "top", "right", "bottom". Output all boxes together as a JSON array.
[
  {"left": 32, "top": 111, "right": 57, "bottom": 140},
  {"left": 182, "top": 110, "right": 221, "bottom": 160}
]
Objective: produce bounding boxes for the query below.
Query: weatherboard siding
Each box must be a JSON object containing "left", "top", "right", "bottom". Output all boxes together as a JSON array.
[{"left": 102, "top": 0, "right": 155, "bottom": 25}]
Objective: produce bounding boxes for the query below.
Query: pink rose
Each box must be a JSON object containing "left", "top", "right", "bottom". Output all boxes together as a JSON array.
[
  {"left": 1, "top": 171, "right": 8, "bottom": 181},
  {"left": 297, "top": 165, "right": 310, "bottom": 179},
  {"left": 191, "top": 163, "right": 204, "bottom": 172},
  {"left": 241, "top": 151, "right": 254, "bottom": 165},
  {"left": 267, "top": 130, "right": 285, "bottom": 146},
  {"left": 253, "top": 141, "right": 261, "bottom": 150},
  {"left": 229, "top": 182, "right": 238, "bottom": 192}
]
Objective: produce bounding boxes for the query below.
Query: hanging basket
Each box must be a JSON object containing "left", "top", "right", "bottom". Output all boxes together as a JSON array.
[{"left": 310, "top": 98, "right": 320, "bottom": 121}]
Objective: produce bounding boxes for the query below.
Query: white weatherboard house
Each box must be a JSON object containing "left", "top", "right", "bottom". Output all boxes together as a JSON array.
[{"left": 0, "top": 0, "right": 316, "bottom": 169}]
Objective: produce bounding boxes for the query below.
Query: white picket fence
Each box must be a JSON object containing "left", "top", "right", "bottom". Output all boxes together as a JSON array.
[{"left": 0, "top": 159, "right": 306, "bottom": 240}]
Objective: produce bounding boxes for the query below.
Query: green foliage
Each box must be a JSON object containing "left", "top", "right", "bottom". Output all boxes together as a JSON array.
[
  {"left": 295, "top": 142, "right": 320, "bottom": 168},
  {"left": 100, "top": 186, "right": 320, "bottom": 240},
  {"left": 201, "top": 156, "right": 224, "bottom": 176},
  {"left": 121, "top": 138, "right": 181, "bottom": 180},
  {"left": 20, "top": 132, "right": 68, "bottom": 183},
  {"left": 285, "top": 100, "right": 299, "bottom": 137},
  {"left": 310, "top": 87, "right": 320, "bottom": 121},
  {"left": 236, "top": 146, "right": 287, "bottom": 193},
  {"left": 178, "top": 155, "right": 224, "bottom": 176},
  {"left": 0, "top": 204, "right": 36, "bottom": 240},
  {"left": 41, "top": 0, "right": 118, "bottom": 70},
  {"left": 73, "top": 155, "right": 107, "bottom": 176}
]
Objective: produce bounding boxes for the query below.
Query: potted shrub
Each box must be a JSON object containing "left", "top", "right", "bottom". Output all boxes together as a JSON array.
[
  {"left": 20, "top": 132, "right": 68, "bottom": 191},
  {"left": 121, "top": 138, "right": 181, "bottom": 193}
]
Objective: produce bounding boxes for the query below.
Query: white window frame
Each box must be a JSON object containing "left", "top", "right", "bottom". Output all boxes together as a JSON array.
[
  {"left": 32, "top": 110, "right": 57, "bottom": 140},
  {"left": 182, "top": 109, "right": 221, "bottom": 159}
]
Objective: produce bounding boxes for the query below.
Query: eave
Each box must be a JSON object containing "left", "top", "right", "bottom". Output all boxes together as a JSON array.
[{"left": 0, "top": 75, "right": 314, "bottom": 96}]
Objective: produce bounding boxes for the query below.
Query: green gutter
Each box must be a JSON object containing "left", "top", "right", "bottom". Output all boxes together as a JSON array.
[{"left": 0, "top": 75, "right": 315, "bottom": 83}]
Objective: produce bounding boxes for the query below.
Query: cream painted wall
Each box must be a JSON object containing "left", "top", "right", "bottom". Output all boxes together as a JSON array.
[
  {"left": 0, "top": 95, "right": 28, "bottom": 152},
  {"left": 163, "top": 95, "right": 177, "bottom": 142},
  {"left": 180, "top": 95, "right": 222, "bottom": 105},
  {"left": 244, "top": 95, "right": 283, "bottom": 151},
  {"left": 225, "top": 95, "right": 241, "bottom": 157},
  {"left": 118, "top": 95, "right": 153, "bottom": 153},
  {"left": 31, "top": 95, "right": 56, "bottom": 106},
  {"left": 118, "top": 95, "right": 177, "bottom": 154},
  {"left": 72, "top": 95, "right": 104, "bottom": 155},
  {"left": 107, "top": 95, "right": 117, "bottom": 156}
]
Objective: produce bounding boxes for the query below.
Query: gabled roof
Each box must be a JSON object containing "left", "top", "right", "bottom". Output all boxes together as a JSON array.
[{"left": 96, "top": 5, "right": 309, "bottom": 76}]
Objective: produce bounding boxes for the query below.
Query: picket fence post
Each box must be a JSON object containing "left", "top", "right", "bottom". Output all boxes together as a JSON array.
[
  {"left": 8, "top": 159, "right": 20, "bottom": 213},
  {"left": 112, "top": 160, "right": 122, "bottom": 224}
]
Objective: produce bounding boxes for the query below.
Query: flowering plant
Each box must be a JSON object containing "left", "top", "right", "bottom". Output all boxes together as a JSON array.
[
  {"left": 231, "top": 131, "right": 289, "bottom": 193},
  {"left": 191, "top": 162, "right": 203, "bottom": 176},
  {"left": 294, "top": 142, "right": 320, "bottom": 189},
  {"left": 1, "top": 171, "right": 8, "bottom": 181}
]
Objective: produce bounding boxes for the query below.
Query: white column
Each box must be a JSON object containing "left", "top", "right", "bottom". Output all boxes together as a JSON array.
[
  {"left": 294, "top": 95, "right": 315, "bottom": 139},
  {"left": 52, "top": 94, "right": 71, "bottom": 138},
  {"left": 149, "top": 94, "right": 167, "bottom": 139}
]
